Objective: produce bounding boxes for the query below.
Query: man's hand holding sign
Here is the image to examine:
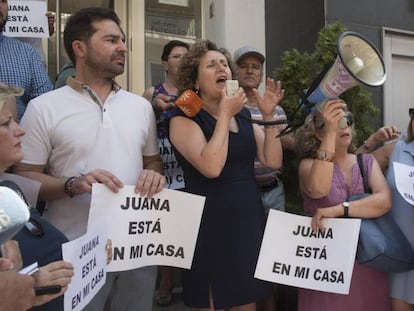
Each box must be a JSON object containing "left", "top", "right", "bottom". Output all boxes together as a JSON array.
[{"left": 88, "top": 184, "right": 204, "bottom": 272}]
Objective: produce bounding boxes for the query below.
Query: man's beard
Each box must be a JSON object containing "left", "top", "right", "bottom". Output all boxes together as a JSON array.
[{"left": 85, "top": 55, "right": 125, "bottom": 79}]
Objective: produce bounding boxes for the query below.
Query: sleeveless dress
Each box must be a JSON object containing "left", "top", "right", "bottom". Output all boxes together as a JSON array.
[
  {"left": 298, "top": 154, "right": 390, "bottom": 311},
  {"left": 387, "top": 140, "right": 414, "bottom": 304},
  {"left": 170, "top": 108, "right": 272, "bottom": 309}
]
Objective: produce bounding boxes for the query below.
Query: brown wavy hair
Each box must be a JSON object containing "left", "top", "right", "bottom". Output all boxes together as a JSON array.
[
  {"left": 294, "top": 103, "right": 357, "bottom": 159},
  {"left": 175, "top": 40, "right": 234, "bottom": 96}
]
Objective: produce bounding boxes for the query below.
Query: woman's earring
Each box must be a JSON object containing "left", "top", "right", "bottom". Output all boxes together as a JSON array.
[{"left": 195, "top": 89, "right": 199, "bottom": 95}]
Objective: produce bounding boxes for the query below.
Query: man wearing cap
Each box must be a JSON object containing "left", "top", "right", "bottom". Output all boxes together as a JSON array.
[
  {"left": 233, "top": 45, "right": 295, "bottom": 311},
  {"left": 234, "top": 45, "right": 294, "bottom": 213}
]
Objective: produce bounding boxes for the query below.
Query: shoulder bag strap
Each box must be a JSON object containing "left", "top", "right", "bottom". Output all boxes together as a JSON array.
[{"left": 357, "top": 154, "right": 371, "bottom": 193}]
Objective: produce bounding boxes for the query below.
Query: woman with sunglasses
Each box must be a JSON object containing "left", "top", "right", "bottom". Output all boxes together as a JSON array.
[
  {"left": 372, "top": 109, "right": 414, "bottom": 311},
  {"left": 0, "top": 84, "right": 74, "bottom": 310},
  {"left": 294, "top": 99, "right": 392, "bottom": 311}
]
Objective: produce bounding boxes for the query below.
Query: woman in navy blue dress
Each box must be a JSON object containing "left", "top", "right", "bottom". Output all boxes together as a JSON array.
[{"left": 169, "top": 40, "right": 284, "bottom": 310}]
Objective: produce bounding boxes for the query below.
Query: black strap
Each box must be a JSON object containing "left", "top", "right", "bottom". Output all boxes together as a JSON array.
[{"left": 356, "top": 154, "right": 371, "bottom": 193}]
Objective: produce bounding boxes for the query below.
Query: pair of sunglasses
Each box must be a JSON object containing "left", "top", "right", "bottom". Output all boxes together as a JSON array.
[{"left": 344, "top": 114, "right": 354, "bottom": 127}]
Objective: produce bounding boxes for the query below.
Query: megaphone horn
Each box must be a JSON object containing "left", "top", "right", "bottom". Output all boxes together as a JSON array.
[{"left": 304, "top": 31, "right": 386, "bottom": 116}]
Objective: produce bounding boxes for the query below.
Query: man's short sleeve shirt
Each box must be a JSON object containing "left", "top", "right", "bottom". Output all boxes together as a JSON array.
[{"left": 0, "top": 33, "right": 52, "bottom": 119}]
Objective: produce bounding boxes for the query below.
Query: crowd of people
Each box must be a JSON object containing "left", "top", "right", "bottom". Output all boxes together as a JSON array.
[{"left": 0, "top": 2, "right": 413, "bottom": 311}]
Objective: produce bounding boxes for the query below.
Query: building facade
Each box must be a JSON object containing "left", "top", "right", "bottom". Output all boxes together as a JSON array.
[{"left": 43, "top": 0, "right": 414, "bottom": 133}]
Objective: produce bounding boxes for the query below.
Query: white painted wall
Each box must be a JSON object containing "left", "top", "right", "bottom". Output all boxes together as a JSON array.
[{"left": 202, "top": 0, "right": 266, "bottom": 89}]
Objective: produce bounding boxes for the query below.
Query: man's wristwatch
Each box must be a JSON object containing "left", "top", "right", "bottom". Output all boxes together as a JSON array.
[{"left": 342, "top": 201, "right": 350, "bottom": 217}]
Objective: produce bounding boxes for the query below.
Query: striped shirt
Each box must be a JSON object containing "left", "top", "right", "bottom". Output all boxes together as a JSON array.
[{"left": 245, "top": 104, "right": 287, "bottom": 185}]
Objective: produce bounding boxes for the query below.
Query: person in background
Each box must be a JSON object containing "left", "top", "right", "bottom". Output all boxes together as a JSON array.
[
  {"left": 233, "top": 45, "right": 294, "bottom": 213},
  {"left": 143, "top": 39, "right": 189, "bottom": 307},
  {"left": 233, "top": 45, "right": 293, "bottom": 311},
  {"left": 294, "top": 99, "right": 391, "bottom": 311},
  {"left": 13, "top": 7, "right": 164, "bottom": 311},
  {"left": 54, "top": 60, "right": 75, "bottom": 89},
  {"left": 17, "top": 0, "right": 56, "bottom": 68},
  {"left": 371, "top": 109, "right": 414, "bottom": 311},
  {"left": 143, "top": 40, "right": 190, "bottom": 120},
  {"left": 169, "top": 39, "right": 283, "bottom": 310},
  {"left": 0, "top": 0, "right": 53, "bottom": 120},
  {"left": 355, "top": 125, "right": 401, "bottom": 154}
]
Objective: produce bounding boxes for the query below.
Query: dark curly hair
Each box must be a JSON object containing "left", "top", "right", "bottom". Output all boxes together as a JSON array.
[
  {"left": 175, "top": 40, "right": 235, "bottom": 96},
  {"left": 161, "top": 40, "right": 190, "bottom": 61}
]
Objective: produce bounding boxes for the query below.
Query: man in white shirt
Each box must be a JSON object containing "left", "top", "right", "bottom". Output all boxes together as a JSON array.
[{"left": 14, "top": 7, "right": 165, "bottom": 311}]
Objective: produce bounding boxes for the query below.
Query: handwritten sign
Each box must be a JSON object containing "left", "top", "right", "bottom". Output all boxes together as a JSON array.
[
  {"left": 393, "top": 161, "right": 414, "bottom": 205},
  {"left": 88, "top": 184, "right": 205, "bottom": 272},
  {"left": 3, "top": 1, "right": 49, "bottom": 38},
  {"left": 255, "top": 210, "right": 360, "bottom": 294},
  {"left": 62, "top": 229, "right": 108, "bottom": 311}
]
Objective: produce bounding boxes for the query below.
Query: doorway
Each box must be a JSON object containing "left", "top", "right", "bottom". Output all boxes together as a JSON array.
[{"left": 46, "top": 0, "right": 202, "bottom": 94}]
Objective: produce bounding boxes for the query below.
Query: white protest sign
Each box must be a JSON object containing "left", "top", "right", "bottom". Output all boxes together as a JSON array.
[
  {"left": 255, "top": 210, "right": 360, "bottom": 294},
  {"left": 62, "top": 229, "right": 108, "bottom": 311},
  {"left": 3, "top": 1, "right": 49, "bottom": 38},
  {"left": 88, "top": 184, "right": 205, "bottom": 272},
  {"left": 393, "top": 161, "right": 414, "bottom": 205}
]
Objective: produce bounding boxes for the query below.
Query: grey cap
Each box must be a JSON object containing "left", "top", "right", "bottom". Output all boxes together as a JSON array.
[{"left": 233, "top": 45, "right": 265, "bottom": 65}]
